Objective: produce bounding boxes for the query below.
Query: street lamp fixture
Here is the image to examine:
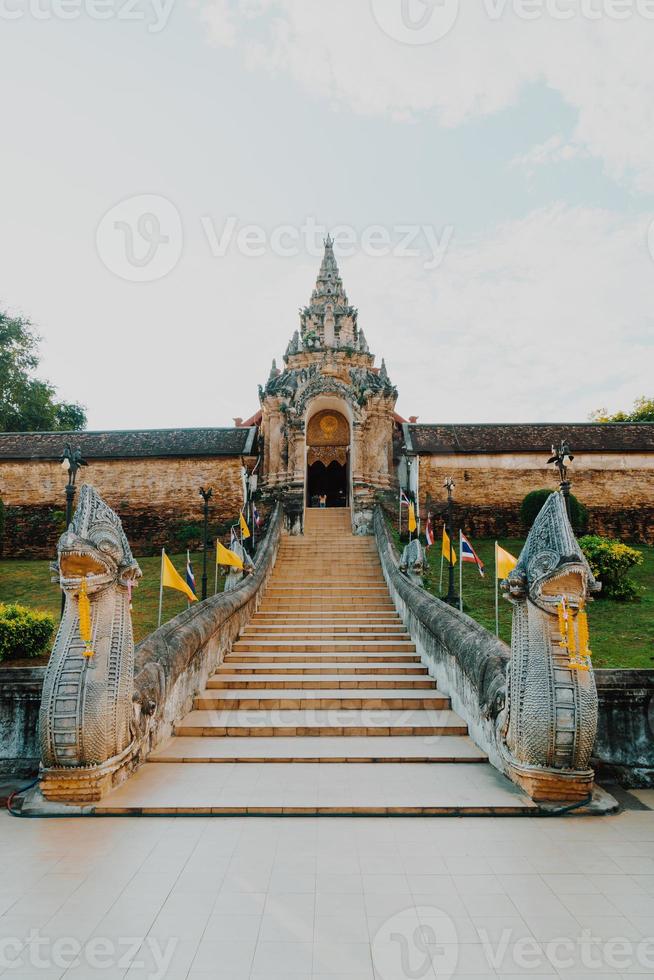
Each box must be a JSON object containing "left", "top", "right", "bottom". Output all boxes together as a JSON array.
[
  {"left": 547, "top": 439, "right": 574, "bottom": 519},
  {"left": 60, "top": 444, "right": 87, "bottom": 614},
  {"left": 198, "top": 487, "right": 213, "bottom": 600}
]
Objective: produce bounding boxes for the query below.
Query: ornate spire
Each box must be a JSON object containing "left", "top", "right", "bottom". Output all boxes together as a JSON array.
[
  {"left": 311, "top": 234, "right": 346, "bottom": 306},
  {"left": 299, "top": 236, "right": 358, "bottom": 349}
]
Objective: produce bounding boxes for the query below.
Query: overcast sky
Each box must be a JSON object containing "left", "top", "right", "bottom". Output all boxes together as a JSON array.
[{"left": 1, "top": 0, "right": 653, "bottom": 429}]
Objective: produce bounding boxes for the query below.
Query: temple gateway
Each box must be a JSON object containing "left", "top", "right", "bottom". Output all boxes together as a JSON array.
[
  {"left": 1, "top": 236, "right": 653, "bottom": 556},
  {"left": 4, "top": 236, "right": 653, "bottom": 814}
]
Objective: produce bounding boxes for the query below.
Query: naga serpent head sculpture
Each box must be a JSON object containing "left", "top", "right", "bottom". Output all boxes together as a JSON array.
[
  {"left": 52, "top": 484, "right": 141, "bottom": 598},
  {"left": 499, "top": 491, "right": 600, "bottom": 800},
  {"left": 40, "top": 486, "right": 142, "bottom": 788}
]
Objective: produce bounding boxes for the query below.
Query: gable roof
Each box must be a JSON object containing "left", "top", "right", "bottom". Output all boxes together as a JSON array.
[
  {"left": 0, "top": 427, "right": 258, "bottom": 461},
  {"left": 407, "top": 422, "right": 654, "bottom": 455}
]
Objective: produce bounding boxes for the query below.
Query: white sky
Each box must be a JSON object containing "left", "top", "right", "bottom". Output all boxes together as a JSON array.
[{"left": 1, "top": 0, "right": 653, "bottom": 429}]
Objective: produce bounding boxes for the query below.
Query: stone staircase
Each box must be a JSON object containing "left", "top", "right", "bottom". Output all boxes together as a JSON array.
[{"left": 97, "top": 508, "right": 535, "bottom": 814}]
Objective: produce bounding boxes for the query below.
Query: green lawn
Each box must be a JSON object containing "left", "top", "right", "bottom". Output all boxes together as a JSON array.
[
  {"left": 406, "top": 535, "right": 654, "bottom": 670},
  {"left": 2, "top": 539, "right": 652, "bottom": 670},
  {"left": 0, "top": 552, "right": 226, "bottom": 649}
]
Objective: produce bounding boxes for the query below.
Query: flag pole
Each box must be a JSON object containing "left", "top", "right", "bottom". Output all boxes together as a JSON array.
[
  {"left": 495, "top": 541, "right": 499, "bottom": 637},
  {"left": 398, "top": 489, "right": 402, "bottom": 536},
  {"left": 439, "top": 528, "right": 444, "bottom": 593},
  {"left": 158, "top": 548, "right": 164, "bottom": 628},
  {"left": 459, "top": 529, "right": 463, "bottom": 612},
  {"left": 187, "top": 549, "right": 191, "bottom": 608}
]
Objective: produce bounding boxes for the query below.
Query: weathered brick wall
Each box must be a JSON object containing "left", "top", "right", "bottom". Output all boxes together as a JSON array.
[
  {"left": 0, "top": 457, "right": 247, "bottom": 558},
  {"left": 418, "top": 453, "right": 654, "bottom": 543}
]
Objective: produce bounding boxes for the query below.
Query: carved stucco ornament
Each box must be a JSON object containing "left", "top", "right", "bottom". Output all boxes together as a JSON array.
[
  {"left": 399, "top": 538, "right": 425, "bottom": 587},
  {"left": 497, "top": 490, "right": 600, "bottom": 802}
]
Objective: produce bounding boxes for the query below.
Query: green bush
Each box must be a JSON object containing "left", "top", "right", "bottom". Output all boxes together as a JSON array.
[
  {"left": 521, "top": 489, "right": 587, "bottom": 532},
  {"left": 0, "top": 603, "right": 56, "bottom": 663},
  {"left": 173, "top": 522, "right": 203, "bottom": 549},
  {"left": 579, "top": 535, "right": 643, "bottom": 601}
]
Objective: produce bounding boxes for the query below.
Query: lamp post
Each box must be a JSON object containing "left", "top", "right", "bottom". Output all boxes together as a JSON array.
[
  {"left": 60, "top": 444, "right": 87, "bottom": 615},
  {"left": 199, "top": 487, "right": 213, "bottom": 600},
  {"left": 443, "top": 476, "right": 459, "bottom": 608},
  {"left": 547, "top": 439, "right": 574, "bottom": 520}
]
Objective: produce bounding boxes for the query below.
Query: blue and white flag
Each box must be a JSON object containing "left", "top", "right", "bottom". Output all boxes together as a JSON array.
[{"left": 460, "top": 532, "right": 485, "bottom": 577}]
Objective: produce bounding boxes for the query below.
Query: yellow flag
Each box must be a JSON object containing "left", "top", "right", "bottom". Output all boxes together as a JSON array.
[
  {"left": 161, "top": 550, "right": 197, "bottom": 603},
  {"left": 216, "top": 541, "right": 244, "bottom": 570},
  {"left": 496, "top": 544, "right": 518, "bottom": 580},
  {"left": 408, "top": 502, "right": 417, "bottom": 533},
  {"left": 442, "top": 527, "right": 457, "bottom": 564},
  {"left": 240, "top": 512, "right": 251, "bottom": 539}
]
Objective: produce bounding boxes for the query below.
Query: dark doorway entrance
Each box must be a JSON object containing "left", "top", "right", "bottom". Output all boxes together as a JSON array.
[{"left": 307, "top": 460, "right": 348, "bottom": 507}]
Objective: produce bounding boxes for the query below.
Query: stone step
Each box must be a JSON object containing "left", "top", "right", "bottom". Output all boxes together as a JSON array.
[
  {"left": 240, "top": 630, "right": 412, "bottom": 640},
  {"left": 260, "top": 597, "right": 396, "bottom": 605},
  {"left": 225, "top": 653, "right": 422, "bottom": 663},
  {"left": 250, "top": 619, "right": 404, "bottom": 627},
  {"left": 232, "top": 640, "right": 417, "bottom": 653},
  {"left": 242, "top": 625, "right": 410, "bottom": 635},
  {"left": 278, "top": 547, "right": 376, "bottom": 552},
  {"left": 251, "top": 611, "right": 402, "bottom": 619},
  {"left": 267, "top": 586, "right": 389, "bottom": 593},
  {"left": 149, "top": 735, "right": 487, "bottom": 763},
  {"left": 93, "top": 762, "right": 536, "bottom": 815},
  {"left": 217, "top": 661, "right": 429, "bottom": 674},
  {"left": 194, "top": 689, "right": 449, "bottom": 710},
  {"left": 174, "top": 708, "right": 468, "bottom": 737},
  {"left": 207, "top": 673, "right": 435, "bottom": 689},
  {"left": 270, "top": 577, "right": 385, "bottom": 584}
]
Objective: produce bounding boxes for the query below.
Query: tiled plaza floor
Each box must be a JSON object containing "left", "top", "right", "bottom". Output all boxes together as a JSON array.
[{"left": 1, "top": 804, "right": 653, "bottom": 980}]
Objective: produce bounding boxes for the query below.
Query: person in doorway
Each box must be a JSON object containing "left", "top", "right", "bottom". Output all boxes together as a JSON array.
[{"left": 319, "top": 493, "right": 327, "bottom": 508}]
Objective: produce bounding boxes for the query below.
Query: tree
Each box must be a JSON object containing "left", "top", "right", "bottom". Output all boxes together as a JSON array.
[
  {"left": 590, "top": 396, "right": 654, "bottom": 423},
  {"left": 0, "top": 310, "right": 87, "bottom": 432}
]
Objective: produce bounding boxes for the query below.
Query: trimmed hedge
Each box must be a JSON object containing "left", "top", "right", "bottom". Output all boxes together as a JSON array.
[
  {"left": 521, "top": 488, "right": 587, "bottom": 532},
  {"left": 0, "top": 603, "right": 55, "bottom": 663},
  {"left": 579, "top": 535, "right": 643, "bottom": 601}
]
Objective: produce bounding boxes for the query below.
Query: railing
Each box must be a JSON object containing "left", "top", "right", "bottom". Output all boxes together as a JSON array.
[
  {"left": 373, "top": 505, "right": 510, "bottom": 769},
  {"left": 132, "top": 503, "right": 282, "bottom": 757}
]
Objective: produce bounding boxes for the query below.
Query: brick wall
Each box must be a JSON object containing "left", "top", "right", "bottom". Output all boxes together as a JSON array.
[
  {"left": 0, "top": 457, "right": 247, "bottom": 558},
  {"left": 418, "top": 454, "right": 654, "bottom": 543}
]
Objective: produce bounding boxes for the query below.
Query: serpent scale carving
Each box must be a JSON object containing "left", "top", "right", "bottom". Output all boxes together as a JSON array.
[
  {"left": 499, "top": 490, "right": 600, "bottom": 799},
  {"left": 40, "top": 485, "right": 142, "bottom": 772}
]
